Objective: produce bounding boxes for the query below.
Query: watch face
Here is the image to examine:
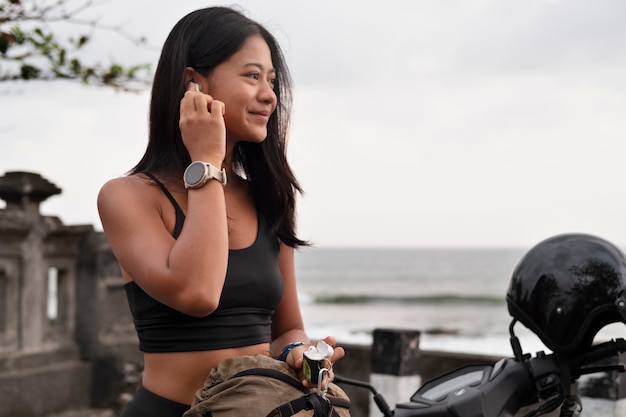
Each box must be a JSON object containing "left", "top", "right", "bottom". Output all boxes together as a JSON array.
[{"left": 185, "top": 162, "right": 206, "bottom": 185}]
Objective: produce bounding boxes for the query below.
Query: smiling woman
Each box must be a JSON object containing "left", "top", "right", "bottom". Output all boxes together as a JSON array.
[{"left": 96, "top": 6, "right": 349, "bottom": 417}]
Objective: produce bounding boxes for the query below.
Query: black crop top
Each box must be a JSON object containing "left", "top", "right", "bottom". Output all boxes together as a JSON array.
[{"left": 123, "top": 173, "right": 283, "bottom": 352}]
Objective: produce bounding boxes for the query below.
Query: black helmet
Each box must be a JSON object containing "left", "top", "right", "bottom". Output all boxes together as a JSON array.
[{"left": 507, "top": 233, "right": 626, "bottom": 354}]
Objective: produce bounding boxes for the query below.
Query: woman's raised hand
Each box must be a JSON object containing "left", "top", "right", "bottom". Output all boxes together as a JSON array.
[{"left": 179, "top": 81, "right": 226, "bottom": 164}]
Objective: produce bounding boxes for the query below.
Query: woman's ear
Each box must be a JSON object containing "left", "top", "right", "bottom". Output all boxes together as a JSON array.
[{"left": 183, "top": 67, "right": 198, "bottom": 89}]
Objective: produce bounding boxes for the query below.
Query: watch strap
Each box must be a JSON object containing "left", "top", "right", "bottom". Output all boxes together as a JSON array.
[{"left": 204, "top": 163, "right": 227, "bottom": 186}]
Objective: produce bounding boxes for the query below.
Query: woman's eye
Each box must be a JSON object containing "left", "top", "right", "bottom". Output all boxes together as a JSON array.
[{"left": 245, "top": 73, "right": 275, "bottom": 87}]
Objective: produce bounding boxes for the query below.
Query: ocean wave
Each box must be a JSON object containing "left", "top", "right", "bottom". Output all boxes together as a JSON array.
[{"left": 312, "top": 293, "right": 505, "bottom": 305}]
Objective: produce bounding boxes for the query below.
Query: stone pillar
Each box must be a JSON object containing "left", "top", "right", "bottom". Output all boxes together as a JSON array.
[
  {"left": 0, "top": 217, "right": 25, "bottom": 353},
  {"left": 0, "top": 171, "right": 93, "bottom": 351},
  {"left": 370, "top": 328, "right": 421, "bottom": 417},
  {"left": 0, "top": 171, "right": 93, "bottom": 416},
  {"left": 0, "top": 171, "right": 62, "bottom": 351},
  {"left": 76, "top": 231, "right": 143, "bottom": 410}
]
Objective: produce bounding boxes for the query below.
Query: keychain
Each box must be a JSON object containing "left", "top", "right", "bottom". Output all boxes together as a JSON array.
[{"left": 303, "top": 340, "right": 334, "bottom": 385}]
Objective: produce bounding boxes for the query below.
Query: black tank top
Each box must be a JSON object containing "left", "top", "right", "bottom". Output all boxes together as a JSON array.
[{"left": 123, "top": 173, "right": 283, "bottom": 352}]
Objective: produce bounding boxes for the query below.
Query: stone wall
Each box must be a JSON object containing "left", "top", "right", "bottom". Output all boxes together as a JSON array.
[{"left": 0, "top": 172, "right": 94, "bottom": 415}]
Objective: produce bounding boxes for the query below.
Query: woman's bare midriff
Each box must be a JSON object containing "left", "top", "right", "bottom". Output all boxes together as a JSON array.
[{"left": 142, "top": 343, "right": 272, "bottom": 405}]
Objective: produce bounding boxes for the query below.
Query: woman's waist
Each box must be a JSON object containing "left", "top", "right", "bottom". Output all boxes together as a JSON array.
[{"left": 141, "top": 343, "right": 272, "bottom": 404}]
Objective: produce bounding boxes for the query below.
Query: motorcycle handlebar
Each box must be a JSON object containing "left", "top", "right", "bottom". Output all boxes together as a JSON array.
[
  {"left": 333, "top": 374, "right": 394, "bottom": 417},
  {"left": 568, "top": 338, "right": 626, "bottom": 369}
]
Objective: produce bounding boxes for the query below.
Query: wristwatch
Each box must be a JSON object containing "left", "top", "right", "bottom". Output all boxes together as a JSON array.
[{"left": 183, "top": 161, "right": 227, "bottom": 188}]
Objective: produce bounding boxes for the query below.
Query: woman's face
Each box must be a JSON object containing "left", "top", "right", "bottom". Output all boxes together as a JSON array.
[{"left": 204, "top": 35, "right": 278, "bottom": 144}]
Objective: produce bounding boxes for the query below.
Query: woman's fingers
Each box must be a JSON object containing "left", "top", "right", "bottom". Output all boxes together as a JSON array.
[
  {"left": 210, "top": 99, "right": 225, "bottom": 116},
  {"left": 179, "top": 82, "right": 226, "bottom": 160}
]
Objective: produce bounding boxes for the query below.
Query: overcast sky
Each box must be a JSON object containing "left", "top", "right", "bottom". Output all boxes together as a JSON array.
[{"left": 2, "top": 0, "right": 626, "bottom": 248}]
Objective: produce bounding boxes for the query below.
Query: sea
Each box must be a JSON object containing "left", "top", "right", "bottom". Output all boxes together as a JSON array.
[{"left": 294, "top": 247, "right": 626, "bottom": 357}]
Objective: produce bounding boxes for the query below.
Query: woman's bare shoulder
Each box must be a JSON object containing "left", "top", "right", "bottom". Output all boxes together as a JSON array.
[
  {"left": 99, "top": 173, "right": 159, "bottom": 199},
  {"left": 100, "top": 173, "right": 148, "bottom": 192},
  {"left": 97, "top": 174, "right": 161, "bottom": 215}
]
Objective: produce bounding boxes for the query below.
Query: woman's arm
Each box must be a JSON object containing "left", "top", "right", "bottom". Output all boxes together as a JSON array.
[
  {"left": 271, "top": 243, "right": 309, "bottom": 353},
  {"left": 271, "top": 243, "right": 345, "bottom": 382},
  {"left": 97, "top": 175, "right": 228, "bottom": 317},
  {"left": 97, "top": 84, "right": 229, "bottom": 317}
]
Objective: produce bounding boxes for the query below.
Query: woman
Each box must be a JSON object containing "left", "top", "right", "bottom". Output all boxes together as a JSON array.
[{"left": 97, "top": 6, "right": 345, "bottom": 416}]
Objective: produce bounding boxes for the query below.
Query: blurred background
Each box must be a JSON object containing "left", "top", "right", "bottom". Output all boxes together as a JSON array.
[{"left": 2, "top": 0, "right": 626, "bottom": 249}]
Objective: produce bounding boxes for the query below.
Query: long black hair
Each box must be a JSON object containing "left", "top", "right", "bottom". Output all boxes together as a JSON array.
[{"left": 131, "top": 7, "right": 307, "bottom": 248}]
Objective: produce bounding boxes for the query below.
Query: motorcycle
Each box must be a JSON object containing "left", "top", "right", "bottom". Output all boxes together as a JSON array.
[
  {"left": 334, "top": 233, "right": 626, "bottom": 417},
  {"left": 336, "top": 326, "right": 626, "bottom": 417}
]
